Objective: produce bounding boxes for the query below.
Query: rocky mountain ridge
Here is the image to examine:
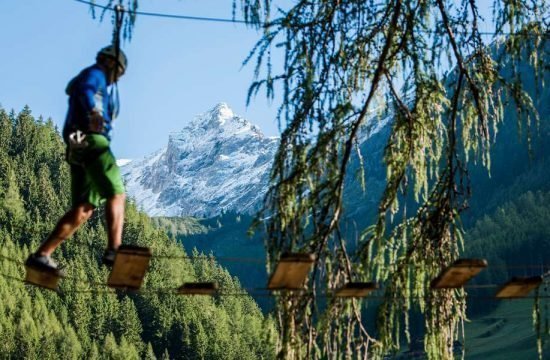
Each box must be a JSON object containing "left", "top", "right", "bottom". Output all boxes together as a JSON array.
[{"left": 122, "top": 103, "right": 279, "bottom": 217}]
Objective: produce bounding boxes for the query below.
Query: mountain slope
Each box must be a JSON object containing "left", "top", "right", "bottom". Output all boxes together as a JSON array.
[{"left": 122, "top": 103, "right": 279, "bottom": 217}]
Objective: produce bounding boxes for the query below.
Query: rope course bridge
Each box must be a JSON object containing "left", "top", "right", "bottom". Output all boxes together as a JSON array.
[{"left": 1, "top": 249, "right": 547, "bottom": 301}]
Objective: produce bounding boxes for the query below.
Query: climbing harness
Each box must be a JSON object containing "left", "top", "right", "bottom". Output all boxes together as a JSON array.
[
  {"left": 66, "top": 130, "right": 89, "bottom": 166},
  {"left": 68, "top": 130, "right": 88, "bottom": 149}
]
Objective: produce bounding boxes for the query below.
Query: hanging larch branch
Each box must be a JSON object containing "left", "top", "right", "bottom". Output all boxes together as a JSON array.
[{"left": 235, "top": 0, "right": 548, "bottom": 359}]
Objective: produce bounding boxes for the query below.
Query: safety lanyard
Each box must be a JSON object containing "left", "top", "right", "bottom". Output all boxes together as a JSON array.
[{"left": 110, "top": 4, "right": 124, "bottom": 121}]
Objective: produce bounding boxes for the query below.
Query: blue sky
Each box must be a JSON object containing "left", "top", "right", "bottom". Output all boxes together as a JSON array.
[
  {"left": 1, "top": 0, "right": 499, "bottom": 160},
  {"left": 0, "top": 0, "right": 284, "bottom": 159}
]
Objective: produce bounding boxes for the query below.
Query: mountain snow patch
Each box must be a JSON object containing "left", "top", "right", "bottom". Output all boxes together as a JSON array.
[{"left": 121, "top": 103, "right": 279, "bottom": 217}]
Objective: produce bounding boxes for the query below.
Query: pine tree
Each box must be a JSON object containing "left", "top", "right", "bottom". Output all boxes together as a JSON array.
[
  {"left": 144, "top": 342, "right": 157, "bottom": 360},
  {"left": 0, "top": 108, "right": 11, "bottom": 153},
  {"left": 116, "top": 297, "right": 143, "bottom": 353},
  {"left": 118, "top": 336, "right": 141, "bottom": 360},
  {"left": 103, "top": 332, "right": 119, "bottom": 358},
  {"left": 0, "top": 166, "right": 26, "bottom": 234}
]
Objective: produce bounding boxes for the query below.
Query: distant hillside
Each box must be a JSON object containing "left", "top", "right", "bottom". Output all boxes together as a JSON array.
[
  {"left": 150, "top": 216, "right": 208, "bottom": 237},
  {"left": 463, "top": 190, "right": 550, "bottom": 318},
  {"left": 169, "top": 212, "right": 272, "bottom": 311}
]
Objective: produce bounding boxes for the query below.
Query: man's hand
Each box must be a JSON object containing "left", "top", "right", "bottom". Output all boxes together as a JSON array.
[{"left": 89, "top": 110, "right": 105, "bottom": 133}]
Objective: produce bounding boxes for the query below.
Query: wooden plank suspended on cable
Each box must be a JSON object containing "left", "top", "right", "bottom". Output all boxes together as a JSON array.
[
  {"left": 268, "top": 253, "right": 316, "bottom": 290},
  {"left": 431, "top": 259, "right": 487, "bottom": 289},
  {"left": 334, "top": 282, "right": 378, "bottom": 298},
  {"left": 25, "top": 264, "right": 62, "bottom": 291},
  {"left": 107, "top": 245, "right": 152, "bottom": 290},
  {"left": 495, "top": 276, "right": 543, "bottom": 298},
  {"left": 177, "top": 282, "right": 218, "bottom": 295}
]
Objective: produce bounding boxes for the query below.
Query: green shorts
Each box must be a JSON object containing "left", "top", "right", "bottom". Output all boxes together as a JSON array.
[{"left": 68, "top": 134, "right": 125, "bottom": 208}]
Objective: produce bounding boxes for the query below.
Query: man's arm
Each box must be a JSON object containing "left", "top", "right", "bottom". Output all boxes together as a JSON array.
[{"left": 75, "top": 68, "right": 106, "bottom": 132}]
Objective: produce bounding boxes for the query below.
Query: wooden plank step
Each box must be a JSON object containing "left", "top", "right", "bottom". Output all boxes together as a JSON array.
[
  {"left": 25, "top": 264, "right": 62, "bottom": 291},
  {"left": 177, "top": 282, "right": 218, "bottom": 295},
  {"left": 107, "top": 245, "right": 152, "bottom": 290},
  {"left": 496, "top": 276, "right": 543, "bottom": 298},
  {"left": 268, "top": 253, "right": 316, "bottom": 290},
  {"left": 431, "top": 259, "right": 487, "bottom": 289},
  {"left": 334, "top": 282, "right": 377, "bottom": 298}
]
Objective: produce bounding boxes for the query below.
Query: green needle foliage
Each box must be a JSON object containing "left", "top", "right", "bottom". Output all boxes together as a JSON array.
[{"left": 230, "top": 1, "right": 548, "bottom": 359}]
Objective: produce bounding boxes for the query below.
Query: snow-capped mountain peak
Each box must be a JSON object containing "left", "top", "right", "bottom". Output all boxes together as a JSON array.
[
  {"left": 185, "top": 102, "right": 263, "bottom": 139},
  {"left": 201, "top": 102, "right": 234, "bottom": 127},
  {"left": 122, "top": 103, "right": 279, "bottom": 217}
]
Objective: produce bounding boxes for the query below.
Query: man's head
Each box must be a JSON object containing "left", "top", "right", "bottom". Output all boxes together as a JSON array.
[{"left": 96, "top": 45, "right": 128, "bottom": 84}]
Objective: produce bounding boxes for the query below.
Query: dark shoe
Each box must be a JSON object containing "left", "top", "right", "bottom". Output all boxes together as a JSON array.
[
  {"left": 102, "top": 249, "right": 117, "bottom": 267},
  {"left": 25, "top": 253, "right": 64, "bottom": 276}
]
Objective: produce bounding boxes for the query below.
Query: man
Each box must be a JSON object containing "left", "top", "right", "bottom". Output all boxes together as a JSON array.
[{"left": 26, "top": 45, "right": 128, "bottom": 271}]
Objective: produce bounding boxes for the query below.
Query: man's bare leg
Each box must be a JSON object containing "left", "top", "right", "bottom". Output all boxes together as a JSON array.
[
  {"left": 36, "top": 203, "right": 95, "bottom": 256},
  {"left": 105, "top": 193, "right": 125, "bottom": 251}
]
